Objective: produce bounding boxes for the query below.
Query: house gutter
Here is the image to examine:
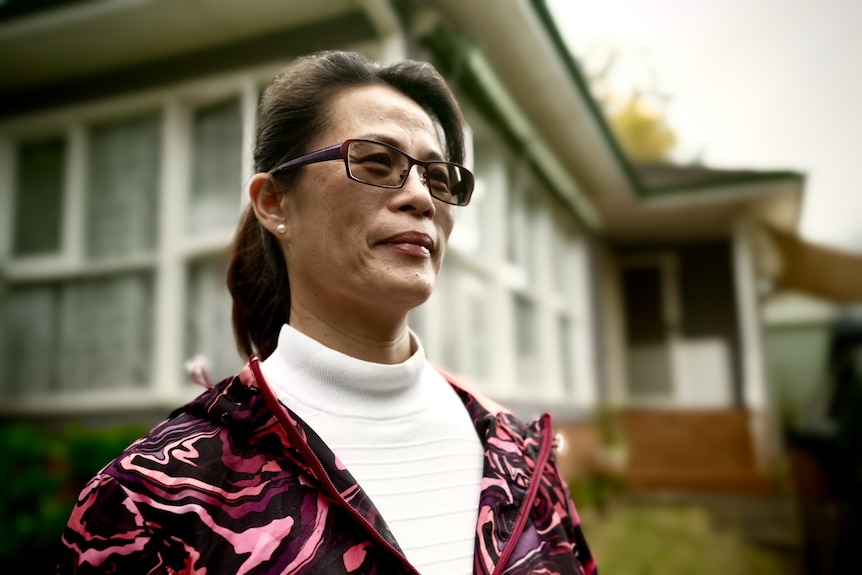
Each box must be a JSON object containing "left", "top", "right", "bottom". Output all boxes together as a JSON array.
[
  {"left": 420, "top": 19, "right": 601, "bottom": 231},
  {"left": 462, "top": 46, "right": 602, "bottom": 230},
  {"left": 528, "top": 0, "right": 646, "bottom": 198}
]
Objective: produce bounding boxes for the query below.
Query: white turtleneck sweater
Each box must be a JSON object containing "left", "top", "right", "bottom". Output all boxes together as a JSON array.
[{"left": 259, "top": 324, "right": 484, "bottom": 575}]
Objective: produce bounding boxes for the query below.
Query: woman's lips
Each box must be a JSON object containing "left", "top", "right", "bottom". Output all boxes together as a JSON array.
[{"left": 380, "top": 231, "right": 434, "bottom": 257}]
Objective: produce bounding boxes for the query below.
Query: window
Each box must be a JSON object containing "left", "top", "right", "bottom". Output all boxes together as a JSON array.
[
  {"left": 4, "top": 113, "right": 162, "bottom": 397},
  {"left": 1, "top": 75, "right": 259, "bottom": 407}
]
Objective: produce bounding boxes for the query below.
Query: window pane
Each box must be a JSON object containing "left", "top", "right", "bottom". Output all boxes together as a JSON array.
[
  {"left": 464, "top": 278, "right": 490, "bottom": 379},
  {"left": 56, "top": 273, "right": 154, "bottom": 391},
  {"left": 505, "top": 165, "right": 522, "bottom": 264},
  {"left": 13, "top": 138, "right": 65, "bottom": 256},
  {"left": 450, "top": 144, "right": 487, "bottom": 254},
  {"left": 87, "top": 113, "right": 161, "bottom": 258},
  {"left": 551, "top": 218, "right": 578, "bottom": 296},
  {"left": 407, "top": 307, "right": 426, "bottom": 342},
  {"left": 505, "top": 166, "right": 535, "bottom": 275},
  {"left": 438, "top": 271, "right": 490, "bottom": 380},
  {"left": 525, "top": 190, "right": 540, "bottom": 280},
  {"left": 513, "top": 293, "right": 540, "bottom": 386},
  {"left": 185, "top": 256, "right": 241, "bottom": 383},
  {"left": 189, "top": 98, "right": 242, "bottom": 234},
  {"left": 474, "top": 146, "right": 496, "bottom": 256},
  {"left": 4, "top": 273, "right": 153, "bottom": 395},
  {"left": 4, "top": 285, "right": 58, "bottom": 394},
  {"left": 558, "top": 315, "right": 576, "bottom": 394}
]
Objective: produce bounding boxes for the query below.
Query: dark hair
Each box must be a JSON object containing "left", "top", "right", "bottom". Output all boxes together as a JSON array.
[{"left": 226, "top": 50, "right": 468, "bottom": 359}]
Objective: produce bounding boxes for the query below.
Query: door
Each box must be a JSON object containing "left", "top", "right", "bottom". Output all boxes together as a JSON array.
[{"left": 620, "top": 255, "right": 679, "bottom": 403}]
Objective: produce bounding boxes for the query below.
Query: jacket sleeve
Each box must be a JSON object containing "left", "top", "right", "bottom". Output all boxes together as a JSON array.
[{"left": 57, "top": 474, "right": 181, "bottom": 575}]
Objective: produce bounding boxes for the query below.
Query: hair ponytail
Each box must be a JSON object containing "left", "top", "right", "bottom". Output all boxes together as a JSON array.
[{"left": 226, "top": 204, "right": 289, "bottom": 359}]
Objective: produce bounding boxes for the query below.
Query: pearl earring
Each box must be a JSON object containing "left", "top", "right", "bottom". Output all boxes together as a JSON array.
[{"left": 276, "top": 224, "right": 287, "bottom": 234}]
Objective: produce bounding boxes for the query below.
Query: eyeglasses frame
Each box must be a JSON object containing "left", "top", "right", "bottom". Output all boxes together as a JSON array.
[{"left": 267, "top": 138, "right": 474, "bottom": 206}]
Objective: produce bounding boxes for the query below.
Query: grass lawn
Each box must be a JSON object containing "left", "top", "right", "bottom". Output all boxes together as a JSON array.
[{"left": 579, "top": 503, "right": 799, "bottom": 575}]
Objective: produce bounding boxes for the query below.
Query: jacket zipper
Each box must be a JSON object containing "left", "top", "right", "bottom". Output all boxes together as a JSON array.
[
  {"left": 250, "top": 358, "right": 423, "bottom": 575},
  {"left": 490, "top": 413, "right": 555, "bottom": 575}
]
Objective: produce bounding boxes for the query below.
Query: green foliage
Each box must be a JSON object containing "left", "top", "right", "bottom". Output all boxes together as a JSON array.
[
  {"left": 63, "top": 424, "right": 146, "bottom": 482},
  {"left": 567, "top": 405, "right": 629, "bottom": 514},
  {"left": 0, "top": 423, "right": 66, "bottom": 558},
  {"left": 569, "top": 472, "right": 627, "bottom": 516},
  {"left": 595, "top": 403, "right": 627, "bottom": 447},
  {"left": 0, "top": 422, "right": 146, "bottom": 561},
  {"left": 609, "top": 94, "right": 677, "bottom": 164}
]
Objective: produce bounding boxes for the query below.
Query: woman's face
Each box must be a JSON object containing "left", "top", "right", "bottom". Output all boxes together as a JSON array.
[{"left": 278, "top": 85, "right": 456, "bottom": 324}]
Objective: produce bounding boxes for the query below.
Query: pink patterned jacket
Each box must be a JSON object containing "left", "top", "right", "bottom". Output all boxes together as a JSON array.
[{"left": 58, "top": 358, "right": 597, "bottom": 575}]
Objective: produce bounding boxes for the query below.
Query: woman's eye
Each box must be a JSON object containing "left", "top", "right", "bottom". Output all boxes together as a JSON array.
[
  {"left": 428, "top": 167, "right": 451, "bottom": 186},
  {"left": 361, "top": 153, "right": 393, "bottom": 167}
]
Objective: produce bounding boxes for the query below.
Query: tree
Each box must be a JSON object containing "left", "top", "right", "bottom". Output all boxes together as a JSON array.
[
  {"left": 579, "top": 47, "right": 678, "bottom": 163},
  {"left": 609, "top": 92, "right": 677, "bottom": 163}
]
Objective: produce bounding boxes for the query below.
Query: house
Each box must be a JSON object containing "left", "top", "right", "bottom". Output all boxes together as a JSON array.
[{"left": 0, "top": 0, "right": 806, "bottom": 494}]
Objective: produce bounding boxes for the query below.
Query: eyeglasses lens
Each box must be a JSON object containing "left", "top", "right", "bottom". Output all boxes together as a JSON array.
[{"left": 346, "top": 140, "right": 471, "bottom": 206}]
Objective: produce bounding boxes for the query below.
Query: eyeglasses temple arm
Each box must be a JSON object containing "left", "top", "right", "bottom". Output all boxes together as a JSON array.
[{"left": 268, "top": 144, "right": 343, "bottom": 175}]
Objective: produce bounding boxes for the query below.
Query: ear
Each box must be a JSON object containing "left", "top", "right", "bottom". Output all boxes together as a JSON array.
[{"left": 249, "top": 173, "right": 289, "bottom": 238}]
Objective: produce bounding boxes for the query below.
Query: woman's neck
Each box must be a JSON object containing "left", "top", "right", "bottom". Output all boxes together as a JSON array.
[{"left": 288, "top": 301, "right": 414, "bottom": 364}]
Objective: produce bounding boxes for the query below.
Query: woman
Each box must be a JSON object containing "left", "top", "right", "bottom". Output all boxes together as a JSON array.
[{"left": 58, "top": 51, "right": 596, "bottom": 575}]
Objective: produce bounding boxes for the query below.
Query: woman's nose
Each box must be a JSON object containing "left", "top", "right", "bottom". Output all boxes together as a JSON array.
[{"left": 393, "top": 166, "right": 436, "bottom": 217}]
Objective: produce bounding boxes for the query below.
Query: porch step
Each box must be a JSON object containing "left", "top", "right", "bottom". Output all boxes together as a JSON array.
[{"left": 622, "top": 409, "right": 773, "bottom": 494}]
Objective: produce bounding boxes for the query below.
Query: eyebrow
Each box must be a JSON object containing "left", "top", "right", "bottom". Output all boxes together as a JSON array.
[{"left": 360, "top": 134, "right": 446, "bottom": 162}]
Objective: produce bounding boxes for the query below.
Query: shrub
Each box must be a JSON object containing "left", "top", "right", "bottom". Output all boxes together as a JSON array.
[{"left": 0, "top": 422, "right": 146, "bottom": 568}]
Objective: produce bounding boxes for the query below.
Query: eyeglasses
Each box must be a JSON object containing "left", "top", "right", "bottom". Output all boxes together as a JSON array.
[{"left": 268, "top": 139, "right": 474, "bottom": 206}]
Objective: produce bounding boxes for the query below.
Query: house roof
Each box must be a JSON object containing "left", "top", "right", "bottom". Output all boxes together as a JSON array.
[
  {"left": 635, "top": 163, "right": 803, "bottom": 197},
  {"left": 0, "top": 0, "right": 80, "bottom": 22},
  {"left": 0, "top": 0, "right": 362, "bottom": 95}
]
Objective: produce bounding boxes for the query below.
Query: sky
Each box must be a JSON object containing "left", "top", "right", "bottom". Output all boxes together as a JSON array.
[{"left": 547, "top": 0, "right": 862, "bottom": 252}]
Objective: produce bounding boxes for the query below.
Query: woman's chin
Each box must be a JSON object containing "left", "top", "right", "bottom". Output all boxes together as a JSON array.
[{"left": 375, "top": 274, "right": 436, "bottom": 312}]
